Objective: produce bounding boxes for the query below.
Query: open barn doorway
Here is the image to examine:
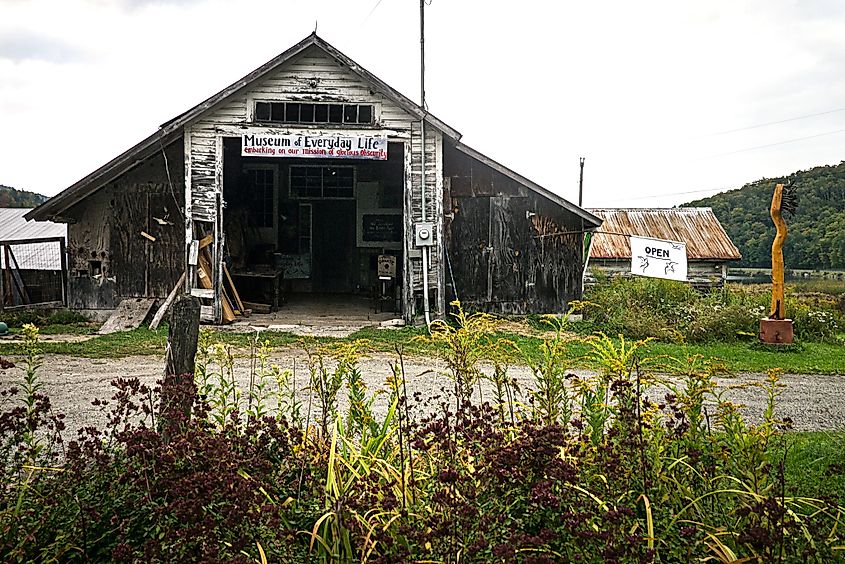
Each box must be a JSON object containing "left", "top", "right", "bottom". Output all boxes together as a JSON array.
[{"left": 221, "top": 137, "right": 405, "bottom": 321}]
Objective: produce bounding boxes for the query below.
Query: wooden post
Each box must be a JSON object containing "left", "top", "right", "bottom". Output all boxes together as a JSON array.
[
  {"left": 160, "top": 294, "right": 200, "bottom": 442},
  {"left": 59, "top": 238, "right": 68, "bottom": 308},
  {"left": 0, "top": 244, "right": 5, "bottom": 312},
  {"left": 3, "top": 245, "right": 12, "bottom": 307}
]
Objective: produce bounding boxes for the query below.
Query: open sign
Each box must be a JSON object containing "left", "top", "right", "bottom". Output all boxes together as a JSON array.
[{"left": 630, "top": 236, "right": 688, "bottom": 282}]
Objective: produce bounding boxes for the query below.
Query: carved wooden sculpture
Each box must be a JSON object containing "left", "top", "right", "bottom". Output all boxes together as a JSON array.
[{"left": 760, "top": 179, "right": 797, "bottom": 343}]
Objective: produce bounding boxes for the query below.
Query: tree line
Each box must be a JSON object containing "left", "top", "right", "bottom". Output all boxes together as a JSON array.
[
  {"left": 0, "top": 185, "right": 47, "bottom": 208},
  {"left": 687, "top": 161, "right": 845, "bottom": 270}
]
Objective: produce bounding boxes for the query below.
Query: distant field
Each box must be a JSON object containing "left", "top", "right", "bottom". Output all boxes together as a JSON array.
[{"left": 729, "top": 268, "right": 845, "bottom": 293}]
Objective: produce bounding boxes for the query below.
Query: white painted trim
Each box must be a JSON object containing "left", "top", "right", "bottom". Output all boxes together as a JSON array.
[
  {"left": 183, "top": 127, "right": 194, "bottom": 292},
  {"left": 212, "top": 123, "right": 409, "bottom": 139},
  {"left": 402, "top": 139, "right": 414, "bottom": 323},
  {"left": 434, "top": 131, "right": 445, "bottom": 316},
  {"left": 213, "top": 136, "right": 224, "bottom": 323}
]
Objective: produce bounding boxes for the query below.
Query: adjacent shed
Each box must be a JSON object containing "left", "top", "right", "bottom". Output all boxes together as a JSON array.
[
  {"left": 27, "top": 33, "right": 600, "bottom": 322},
  {"left": 587, "top": 208, "right": 741, "bottom": 286},
  {"left": 0, "top": 208, "right": 68, "bottom": 309}
]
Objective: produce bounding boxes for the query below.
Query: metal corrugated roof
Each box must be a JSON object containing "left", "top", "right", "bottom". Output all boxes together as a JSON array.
[
  {"left": 0, "top": 208, "right": 66, "bottom": 270},
  {"left": 587, "top": 208, "right": 741, "bottom": 261},
  {"left": 0, "top": 208, "right": 66, "bottom": 241}
]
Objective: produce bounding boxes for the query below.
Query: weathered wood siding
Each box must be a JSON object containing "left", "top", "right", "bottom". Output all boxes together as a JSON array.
[
  {"left": 185, "top": 44, "right": 443, "bottom": 320},
  {"left": 588, "top": 259, "right": 729, "bottom": 288},
  {"left": 444, "top": 145, "right": 584, "bottom": 314},
  {"left": 65, "top": 141, "right": 185, "bottom": 309},
  {"left": 403, "top": 121, "right": 444, "bottom": 319}
]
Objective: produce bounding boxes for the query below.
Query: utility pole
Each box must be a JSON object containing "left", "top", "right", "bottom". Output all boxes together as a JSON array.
[
  {"left": 578, "top": 157, "right": 585, "bottom": 207},
  {"left": 420, "top": 0, "right": 425, "bottom": 108}
]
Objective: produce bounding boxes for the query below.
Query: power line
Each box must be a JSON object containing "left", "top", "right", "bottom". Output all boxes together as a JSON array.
[
  {"left": 704, "top": 127, "right": 845, "bottom": 159},
  {"left": 705, "top": 106, "right": 845, "bottom": 137},
  {"left": 361, "top": 0, "right": 385, "bottom": 25},
  {"left": 620, "top": 186, "right": 734, "bottom": 202}
]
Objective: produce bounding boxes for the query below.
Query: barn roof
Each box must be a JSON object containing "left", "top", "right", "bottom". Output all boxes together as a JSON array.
[
  {"left": 25, "top": 33, "right": 459, "bottom": 223},
  {"left": 453, "top": 143, "right": 602, "bottom": 228},
  {"left": 588, "top": 208, "right": 741, "bottom": 261},
  {"left": 27, "top": 32, "right": 597, "bottom": 227}
]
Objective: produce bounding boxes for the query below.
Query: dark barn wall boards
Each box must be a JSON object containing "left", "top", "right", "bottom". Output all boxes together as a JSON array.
[
  {"left": 444, "top": 145, "right": 586, "bottom": 314},
  {"left": 64, "top": 142, "right": 185, "bottom": 310}
]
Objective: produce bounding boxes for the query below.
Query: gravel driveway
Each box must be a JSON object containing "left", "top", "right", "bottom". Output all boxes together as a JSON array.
[{"left": 1, "top": 351, "right": 844, "bottom": 437}]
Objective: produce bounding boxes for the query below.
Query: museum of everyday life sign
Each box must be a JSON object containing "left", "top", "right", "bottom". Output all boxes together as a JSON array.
[
  {"left": 242, "top": 132, "right": 388, "bottom": 160},
  {"left": 630, "top": 236, "right": 688, "bottom": 282}
]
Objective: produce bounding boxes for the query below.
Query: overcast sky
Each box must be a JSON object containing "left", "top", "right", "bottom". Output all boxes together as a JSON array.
[{"left": 2, "top": 0, "right": 844, "bottom": 207}]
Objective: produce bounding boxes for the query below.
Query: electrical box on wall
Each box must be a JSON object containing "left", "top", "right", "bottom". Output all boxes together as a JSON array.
[{"left": 414, "top": 222, "right": 435, "bottom": 247}]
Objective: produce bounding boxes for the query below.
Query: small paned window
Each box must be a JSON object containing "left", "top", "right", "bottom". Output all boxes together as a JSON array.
[
  {"left": 255, "top": 102, "right": 271, "bottom": 121},
  {"left": 343, "top": 105, "right": 358, "bottom": 123},
  {"left": 298, "top": 203, "right": 312, "bottom": 255},
  {"left": 254, "top": 101, "right": 375, "bottom": 125},
  {"left": 299, "top": 103, "right": 314, "bottom": 123},
  {"left": 245, "top": 168, "right": 275, "bottom": 227},
  {"left": 289, "top": 166, "right": 354, "bottom": 199},
  {"left": 314, "top": 104, "right": 329, "bottom": 123}
]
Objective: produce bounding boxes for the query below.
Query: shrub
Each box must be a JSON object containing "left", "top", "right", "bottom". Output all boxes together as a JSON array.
[
  {"left": 0, "top": 308, "right": 88, "bottom": 328},
  {"left": 584, "top": 277, "right": 845, "bottom": 344},
  {"left": 793, "top": 308, "right": 841, "bottom": 342},
  {"left": 683, "top": 301, "right": 763, "bottom": 342},
  {"left": 583, "top": 276, "right": 699, "bottom": 340}
]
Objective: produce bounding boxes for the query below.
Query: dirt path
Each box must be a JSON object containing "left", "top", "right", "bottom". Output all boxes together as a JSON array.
[{"left": 1, "top": 352, "right": 844, "bottom": 437}]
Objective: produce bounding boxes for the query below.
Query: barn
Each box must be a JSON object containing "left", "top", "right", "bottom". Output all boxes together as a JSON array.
[
  {"left": 587, "top": 208, "right": 742, "bottom": 287},
  {"left": 27, "top": 33, "right": 600, "bottom": 324}
]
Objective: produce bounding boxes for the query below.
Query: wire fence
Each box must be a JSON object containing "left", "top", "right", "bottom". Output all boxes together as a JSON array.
[{"left": 0, "top": 237, "right": 67, "bottom": 311}]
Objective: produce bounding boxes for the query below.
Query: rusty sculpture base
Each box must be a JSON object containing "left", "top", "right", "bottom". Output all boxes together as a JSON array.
[{"left": 759, "top": 318, "right": 794, "bottom": 345}]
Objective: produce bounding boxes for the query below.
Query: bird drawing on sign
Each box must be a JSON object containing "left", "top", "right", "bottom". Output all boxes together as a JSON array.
[
  {"left": 637, "top": 256, "right": 649, "bottom": 272},
  {"left": 664, "top": 261, "right": 677, "bottom": 275}
]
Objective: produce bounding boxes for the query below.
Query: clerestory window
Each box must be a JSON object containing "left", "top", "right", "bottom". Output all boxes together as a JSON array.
[{"left": 254, "top": 102, "right": 374, "bottom": 125}]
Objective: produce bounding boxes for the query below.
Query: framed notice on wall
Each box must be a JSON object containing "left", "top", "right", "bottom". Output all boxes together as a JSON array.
[{"left": 357, "top": 210, "right": 402, "bottom": 248}]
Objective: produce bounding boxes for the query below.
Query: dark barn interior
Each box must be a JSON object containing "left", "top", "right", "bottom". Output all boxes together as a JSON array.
[{"left": 222, "top": 138, "right": 405, "bottom": 313}]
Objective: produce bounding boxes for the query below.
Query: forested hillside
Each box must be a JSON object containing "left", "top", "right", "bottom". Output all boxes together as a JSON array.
[
  {"left": 687, "top": 162, "right": 845, "bottom": 269},
  {"left": 0, "top": 185, "right": 47, "bottom": 208}
]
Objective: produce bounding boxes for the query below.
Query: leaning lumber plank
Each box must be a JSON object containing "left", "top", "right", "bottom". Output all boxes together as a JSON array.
[
  {"left": 198, "top": 249, "right": 235, "bottom": 323},
  {"left": 6, "top": 246, "right": 30, "bottom": 304},
  {"left": 198, "top": 234, "right": 213, "bottom": 249},
  {"left": 242, "top": 301, "right": 271, "bottom": 314},
  {"left": 149, "top": 271, "right": 187, "bottom": 331},
  {"left": 223, "top": 264, "right": 245, "bottom": 313},
  {"left": 98, "top": 298, "right": 157, "bottom": 334}
]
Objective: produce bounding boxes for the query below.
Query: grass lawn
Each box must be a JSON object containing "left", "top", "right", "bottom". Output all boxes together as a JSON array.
[
  {"left": 781, "top": 431, "right": 845, "bottom": 504},
  {"left": 0, "top": 322, "right": 842, "bottom": 374},
  {"left": 643, "top": 340, "right": 845, "bottom": 375},
  {"left": 6, "top": 323, "right": 97, "bottom": 336}
]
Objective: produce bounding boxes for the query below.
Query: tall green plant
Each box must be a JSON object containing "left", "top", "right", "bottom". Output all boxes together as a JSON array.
[
  {"left": 523, "top": 314, "right": 574, "bottom": 426},
  {"left": 426, "top": 300, "right": 496, "bottom": 408}
]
